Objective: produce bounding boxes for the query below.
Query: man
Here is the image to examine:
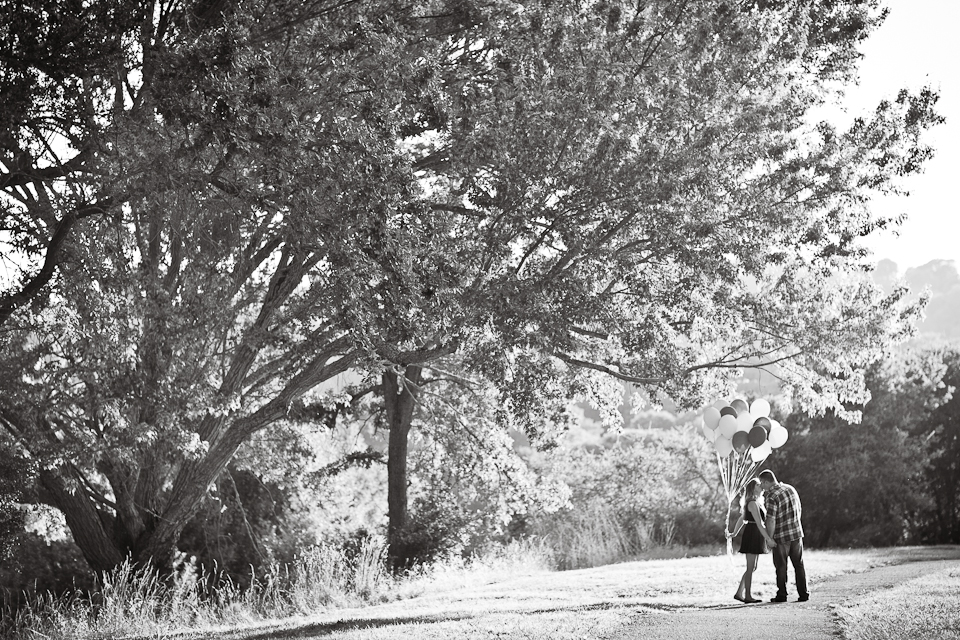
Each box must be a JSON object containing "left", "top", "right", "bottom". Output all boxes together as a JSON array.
[{"left": 758, "top": 469, "right": 809, "bottom": 603}]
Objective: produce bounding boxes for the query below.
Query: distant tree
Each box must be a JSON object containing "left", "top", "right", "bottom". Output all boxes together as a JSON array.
[
  {"left": 0, "top": 0, "right": 942, "bottom": 574},
  {"left": 776, "top": 347, "right": 947, "bottom": 546},
  {"left": 914, "top": 346, "right": 960, "bottom": 543}
]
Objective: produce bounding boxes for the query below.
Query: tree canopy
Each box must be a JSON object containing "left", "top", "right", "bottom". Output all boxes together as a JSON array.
[{"left": 0, "top": 0, "right": 941, "bottom": 571}]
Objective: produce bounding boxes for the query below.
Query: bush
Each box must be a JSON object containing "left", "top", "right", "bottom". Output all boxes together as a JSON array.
[
  {"left": 529, "top": 426, "right": 725, "bottom": 568},
  {"left": 0, "top": 533, "right": 94, "bottom": 615},
  {"left": 177, "top": 466, "right": 318, "bottom": 589},
  {"left": 671, "top": 507, "right": 723, "bottom": 547},
  {"left": 390, "top": 500, "right": 473, "bottom": 568}
]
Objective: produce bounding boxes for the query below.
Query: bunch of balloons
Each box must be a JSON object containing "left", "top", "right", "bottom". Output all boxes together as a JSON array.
[
  {"left": 701, "top": 397, "right": 788, "bottom": 462},
  {"left": 700, "top": 397, "right": 789, "bottom": 556}
]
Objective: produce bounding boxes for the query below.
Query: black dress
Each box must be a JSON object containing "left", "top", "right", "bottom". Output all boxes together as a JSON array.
[{"left": 739, "top": 500, "right": 769, "bottom": 555}]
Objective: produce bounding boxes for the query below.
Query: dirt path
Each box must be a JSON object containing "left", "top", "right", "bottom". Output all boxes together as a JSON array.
[{"left": 608, "top": 554, "right": 960, "bottom": 640}]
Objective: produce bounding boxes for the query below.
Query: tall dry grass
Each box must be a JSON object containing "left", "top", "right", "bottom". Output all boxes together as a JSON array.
[
  {"left": 537, "top": 504, "right": 681, "bottom": 570},
  {"left": 3, "top": 509, "right": 692, "bottom": 640},
  {"left": 1, "top": 536, "right": 557, "bottom": 640},
  {"left": 2, "top": 535, "right": 390, "bottom": 640}
]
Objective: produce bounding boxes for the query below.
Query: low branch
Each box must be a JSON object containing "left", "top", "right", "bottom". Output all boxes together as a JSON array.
[
  {"left": 307, "top": 449, "right": 384, "bottom": 484},
  {"left": 0, "top": 198, "right": 113, "bottom": 326},
  {"left": 0, "top": 152, "right": 89, "bottom": 190},
  {"left": 554, "top": 352, "right": 668, "bottom": 385},
  {"left": 421, "top": 365, "right": 481, "bottom": 389},
  {"left": 555, "top": 347, "right": 807, "bottom": 386}
]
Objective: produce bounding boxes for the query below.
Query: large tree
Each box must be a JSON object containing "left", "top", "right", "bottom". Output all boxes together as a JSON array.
[{"left": 0, "top": 0, "right": 941, "bottom": 572}]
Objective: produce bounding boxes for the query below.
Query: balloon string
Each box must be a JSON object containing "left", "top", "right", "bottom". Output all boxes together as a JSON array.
[{"left": 718, "top": 451, "right": 730, "bottom": 497}]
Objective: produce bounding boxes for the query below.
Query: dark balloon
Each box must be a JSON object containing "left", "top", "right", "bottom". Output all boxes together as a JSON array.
[
  {"left": 720, "top": 406, "right": 738, "bottom": 418},
  {"left": 748, "top": 426, "right": 767, "bottom": 448},
  {"left": 753, "top": 416, "right": 772, "bottom": 432},
  {"left": 731, "top": 398, "right": 749, "bottom": 414},
  {"left": 732, "top": 431, "right": 750, "bottom": 453}
]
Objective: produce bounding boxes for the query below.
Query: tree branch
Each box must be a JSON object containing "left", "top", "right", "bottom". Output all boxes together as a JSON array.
[{"left": 0, "top": 198, "right": 113, "bottom": 326}]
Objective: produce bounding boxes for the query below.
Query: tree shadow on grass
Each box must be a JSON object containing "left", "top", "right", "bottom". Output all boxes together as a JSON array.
[{"left": 211, "top": 601, "right": 673, "bottom": 640}]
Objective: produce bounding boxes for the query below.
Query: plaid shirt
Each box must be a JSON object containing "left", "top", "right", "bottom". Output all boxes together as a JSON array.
[{"left": 765, "top": 482, "right": 804, "bottom": 543}]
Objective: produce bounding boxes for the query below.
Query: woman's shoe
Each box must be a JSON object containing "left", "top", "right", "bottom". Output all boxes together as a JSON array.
[
  {"left": 734, "top": 594, "right": 746, "bottom": 602},
  {"left": 744, "top": 597, "right": 761, "bottom": 603}
]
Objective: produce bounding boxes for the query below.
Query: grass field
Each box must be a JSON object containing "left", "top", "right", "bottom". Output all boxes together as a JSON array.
[
  {"left": 7, "top": 545, "right": 959, "bottom": 640},
  {"left": 195, "top": 546, "right": 955, "bottom": 640},
  {"left": 837, "top": 562, "right": 960, "bottom": 640}
]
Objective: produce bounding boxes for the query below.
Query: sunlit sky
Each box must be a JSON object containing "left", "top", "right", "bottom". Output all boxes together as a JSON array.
[{"left": 843, "top": 0, "right": 960, "bottom": 273}]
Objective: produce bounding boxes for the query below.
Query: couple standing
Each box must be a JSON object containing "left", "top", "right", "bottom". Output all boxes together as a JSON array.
[{"left": 726, "top": 470, "right": 808, "bottom": 604}]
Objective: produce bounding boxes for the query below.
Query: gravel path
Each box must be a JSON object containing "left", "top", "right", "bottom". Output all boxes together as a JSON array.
[{"left": 608, "top": 555, "right": 960, "bottom": 640}]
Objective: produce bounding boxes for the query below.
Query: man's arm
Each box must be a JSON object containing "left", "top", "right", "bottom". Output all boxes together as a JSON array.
[{"left": 764, "top": 494, "right": 779, "bottom": 545}]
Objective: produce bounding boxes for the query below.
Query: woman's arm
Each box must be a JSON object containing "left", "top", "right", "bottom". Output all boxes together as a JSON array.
[
  {"left": 750, "top": 502, "right": 776, "bottom": 545},
  {"left": 727, "top": 515, "right": 745, "bottom": 538}
]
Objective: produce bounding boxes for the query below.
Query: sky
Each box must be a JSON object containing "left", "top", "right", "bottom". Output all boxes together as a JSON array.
[{"left": 839, "top": 0, "right": 960, "bottom": 272}]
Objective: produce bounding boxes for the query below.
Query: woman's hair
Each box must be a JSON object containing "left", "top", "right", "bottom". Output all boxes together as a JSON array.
[{"left": 740, "top": 478, "right": 762, "bottom": 510}]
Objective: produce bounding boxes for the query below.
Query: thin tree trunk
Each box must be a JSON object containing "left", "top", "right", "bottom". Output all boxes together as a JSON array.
[{"left": 383, "top": 365, "right": 423, "bottom": 569}]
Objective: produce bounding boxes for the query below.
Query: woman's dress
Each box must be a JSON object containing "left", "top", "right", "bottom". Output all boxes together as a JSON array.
[{"left": 738, "top": 500, "right": 769, "bottom": 555}]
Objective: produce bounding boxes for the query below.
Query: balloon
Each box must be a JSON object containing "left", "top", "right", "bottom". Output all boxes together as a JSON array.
[
  {"left": 715, "top": 436, "right": 733, "bottom": 457},
  {"left": 712, "top": 399, "right": 729, "bottom": 410},
  {"left": 736, "top": 412, "right": 754, "bottom": 432},
  {"left": 753, "top": 416, "right": 772, "bottom": 432},
  {"left": 718, "top": 414, "right": 738, "bottom": 439},
  {"left": 704, "top": 407, "right": 722, "bottom": 430},
  {"left": 731, "top": 398, "right": 749, "bottom": 414},
  {"left": 769, "top": 421, "right": 788, "bottom": 448},
  {"left": 748, "top": 425, "right": 767, "bottom": 448},
  {"left": 732, "top": 431, "right": 750, "bottom": 453},
  {"left": 702, "top": 422, "right": 718, "bottom": 443},
  {"left": 750, "top": 441, "right": 772, "bottom": 463},
  {"left": 720, "top": 406, "right": 737, "bottom": 418},
  {"left": 750, "top": 398, "right": 771, "bottom": 418}
]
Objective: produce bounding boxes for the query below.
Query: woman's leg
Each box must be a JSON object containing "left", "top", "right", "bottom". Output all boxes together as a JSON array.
[
  {"left": 744, "top": 554, "right": 759, "bottom": 600},
  {"left": 735, "top": 556, "right": 748, "bottom": 599}
]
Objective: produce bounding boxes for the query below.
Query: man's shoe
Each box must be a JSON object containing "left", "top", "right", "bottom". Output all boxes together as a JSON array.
[
  {"left": 769, "top": 597, "right": 787, "bottom": 603},
  {"left": 798, "top": 595, "right": 809, "bottom": 602}
]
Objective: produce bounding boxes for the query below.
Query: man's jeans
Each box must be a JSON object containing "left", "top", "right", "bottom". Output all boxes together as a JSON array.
[{"left": 773, "top": 539, "right": 808, "bottom": 598}]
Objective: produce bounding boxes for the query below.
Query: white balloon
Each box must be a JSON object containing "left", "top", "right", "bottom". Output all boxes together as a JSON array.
[
  {"left": 712, "top": 399, "right": 729, "bottom": 411},
  {"left": 715, "top": 436, "right": 733, "bottom": 457},
  {"left": 769, "top": 422, "right": 789, "bottom": 448},
  {"left": 702, "top": 422, "right": 718, "bottom": 443},
  {"left": 736, "top": 412, "right": 754, "bottom": 433},
  {"left": 718, "top": 414, "right": 738, "bottom": 439},
  {"left": 750, "top": 441, "right": 772, "bottom": 462},
  {"left": 750, "top": 398, "right": 771, "bottom": 418},
  {"left": 704, "top": 407, "right": 722, "bottom": 430}
]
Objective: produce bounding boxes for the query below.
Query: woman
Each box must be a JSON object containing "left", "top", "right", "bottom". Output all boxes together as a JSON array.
[{"left": 727, "top": 478, "right": 774, "bottom": 603}]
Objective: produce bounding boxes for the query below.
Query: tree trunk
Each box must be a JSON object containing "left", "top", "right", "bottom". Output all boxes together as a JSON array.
[
  {"left": 383, "top": 365, "right": 423, "bottom": 570},
  {"left": 39, "top": 469, "right": 126, "bottom": 572}
]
